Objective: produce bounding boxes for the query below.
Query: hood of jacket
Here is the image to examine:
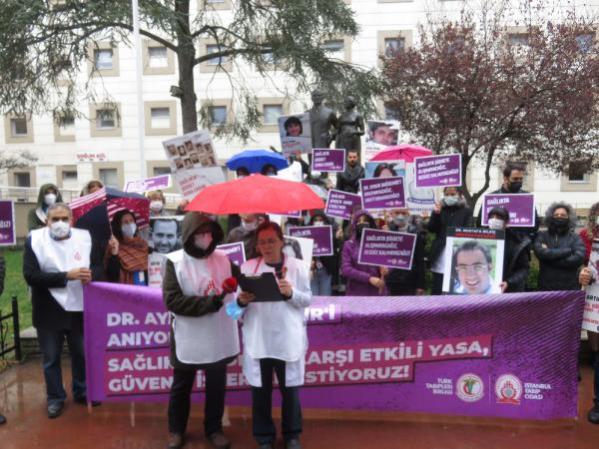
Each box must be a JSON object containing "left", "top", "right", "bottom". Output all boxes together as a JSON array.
[
  {"left": 36, "top": 183, "right": 62, "bottom": 208},
  {"left": 350, "top": 210, "right": 376, "bottom": 240},
  {"left": 181, "top": 212, "right": 224, "bottom": 258}
]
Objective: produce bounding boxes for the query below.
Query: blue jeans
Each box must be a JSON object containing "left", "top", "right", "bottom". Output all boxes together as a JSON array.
[
  {"left": 37, "top": 328, "right": 86, "bottom": 406},
  {"left": 310, "top": 268, "right": 332, "bottom": 296}
]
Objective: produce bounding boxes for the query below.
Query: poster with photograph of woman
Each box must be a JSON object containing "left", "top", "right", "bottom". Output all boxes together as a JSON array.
[
  {"left": 442, "top": 227, "right": 505, "bottom": 295},
  {"left": 278, "top": 113, "right": 312, "bottom": 155}
]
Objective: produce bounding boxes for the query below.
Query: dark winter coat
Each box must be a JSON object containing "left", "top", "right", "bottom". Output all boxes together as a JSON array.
[
  {"left": 502, "top": 230, "right": 531, "bottom": 293},
  {"left": 427, "top": 203, "right": 473, "bottom": 266},
  {"left": 385, "top": 223, "right": 426, "bottom": 295}
]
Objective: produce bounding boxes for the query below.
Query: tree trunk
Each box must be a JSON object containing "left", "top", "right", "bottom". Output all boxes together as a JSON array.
[{"left": 175, "top": 0, "right": 198, "bottom": 133}]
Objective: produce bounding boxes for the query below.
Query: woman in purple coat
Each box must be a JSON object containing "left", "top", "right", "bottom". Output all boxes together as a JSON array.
[{"left": 341, "top": 211, "right": 386, "bottom": 296}]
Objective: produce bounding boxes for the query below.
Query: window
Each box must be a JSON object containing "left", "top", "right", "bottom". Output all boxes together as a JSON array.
[
  {"left": 59, "top": 116, "right": 75, "bottom": 136},
  {"left": 148, "top": 46, "right": 168, "bottom": 68},
  {"left": 99, "top": 168, "right": 119, "bottom": 188},
  {"left": 10, "top": 117, "right": 28, "bottom": 137},
  {"left": 201, "top": 0, "right": 232, "bottom": 9},
  {"left": 206, "top": 44, "right": 225, "bottom": 65},
  {"left": 263, "top": 104, "right": 282, "bottom": 125},
  {"left": 153, "top": 166, "right": 171, "bottom": 176},
  {"left": 323, "top": 40, "right": 344, "bottom": 59},
  {"left": 14, "top": 172, "right": 31, "bottom": 187},
  {"left": 384, "top": 38, "right": 404, "bottom": 58},
  {"left": 61, "top": 170, "right": 78, "bottom": 189},
  {"left": 576, "top": 34, "right": 595, "bottom": 54},
  {"left": 96, "top": 109, "right": 116, "bottom": 129},
  {"left": 508, "top": 34, "right": 529, "bottom": 47},
  {"left": 151, "top": 108, "right": 171, "bottom": 129},
  {"left": 567, "top": 161, "right": 590, "bottom": 183},
  {"left": 209, "top": 106, "right": 227, "bottom": 125},
  {"left": 94, "top": 49, "right": 113, "bottom": 70}
]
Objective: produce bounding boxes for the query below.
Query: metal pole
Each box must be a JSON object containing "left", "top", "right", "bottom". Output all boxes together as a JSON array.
[
  {"left": 12, "top": 296, "right": 21, "bottom": 362},
  {"left": 132, "top": 0, "right": 147, "bottom": 179}
]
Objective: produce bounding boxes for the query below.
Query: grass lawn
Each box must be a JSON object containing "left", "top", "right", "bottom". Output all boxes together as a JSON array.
[{"left": 0, "top": 248, "right": 31, "bottom": 331}]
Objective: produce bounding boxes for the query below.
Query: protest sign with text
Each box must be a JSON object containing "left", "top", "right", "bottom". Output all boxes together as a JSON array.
[
  {"left": 0, "top": 200, "right": 16, "bottom": 246},
  {"left": 481, "top": 194, "right": 536, "bottom": 228},
  {"left": 312, "top": 148, "right": 345, "bottom": 172},
  {"left": 325, "top": 189, "right": 361, "bottom": 220},
  {"left": 217, "top": 242, "right": 246, "bottom": 267},
  {"left": 124, "top": 175, "right": 171, "bottom": 193},
  {"left": 358, "top": 228, "right": 416, "bottom": 270},
  {"left": 583, "top": 240, "right": 599, "bottom": 333},
  {"left": 414, "top": 154, "right": 462, "bottom": 188},
  {"left": 360, "top": 177, "right": 405, "bottom": 211},
  {"left": 288, "top": 225, "right": 334, "bottom": 257}
]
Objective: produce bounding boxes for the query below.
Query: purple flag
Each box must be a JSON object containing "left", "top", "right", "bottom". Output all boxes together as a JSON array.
[
  {"left": 357, "top": 228, "right": 416, "bottom": 270},
  {"left": 217, "top": 243, "right": 246, "bottom": 266},
  {"left": 0, "top": 200, "right": 16, "bottom": 246},
  {"left": 84, "top": 282, "right": 584, "bottom": 421},
  {"left": 414, "top": 154, "right": 462, "bottom": 188},
  {"left": 325, "top": 189, "right": 361, "bottom": 220},
  {"left": 360, "top": 177, "right": 405, "bottom": 210},
  {"left": 312, "top": 148, "right": 345, "bottom": 172},
  {"left": 288, "top": 225, "right": 334, "bottom": 256},
  {"left": 481, "top": 194, "right": 536, "bottom": 227}
]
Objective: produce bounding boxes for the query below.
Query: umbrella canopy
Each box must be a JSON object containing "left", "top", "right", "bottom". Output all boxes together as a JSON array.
[
  {"left": 226, "top": 149, "right": 289, "bottom": 173},
  {"left": 186, "top": 174, "right": 324, "bottom": 215},
  {"left": 305, "top": 182, "right": 328, "bottom": 199},
  {"left": 70, "top": 187, "right": 150, "bottom": 241},
  {"left": 369, "top": 144, "right": 433, "bottom": 162}
]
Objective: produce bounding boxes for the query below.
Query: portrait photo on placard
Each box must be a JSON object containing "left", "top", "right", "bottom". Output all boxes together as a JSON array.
[
  {"left": 148, "top": 217, "right": 183, "bottom": 254},
  {"left": 443, "top": 229, "right": 505, "bottom": 295},
  {"left": 366, "top": 120, "right": 399, "bottom": 147},
  {"left": 278, "top": 113, "right": 312, "bottom": 155}
]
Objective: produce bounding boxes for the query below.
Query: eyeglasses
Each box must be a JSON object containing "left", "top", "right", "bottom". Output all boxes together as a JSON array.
[{"left": 455, "top": 263, "right": 488, "bottom": 274}]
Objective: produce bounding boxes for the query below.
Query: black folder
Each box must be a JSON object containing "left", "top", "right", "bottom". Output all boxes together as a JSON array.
[{"left": 238, "top": 272, "right": 285, "bottom": 302}]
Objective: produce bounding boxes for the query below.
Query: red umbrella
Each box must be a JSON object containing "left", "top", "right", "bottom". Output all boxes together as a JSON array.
[
  {"left": 186, "top": 174, "right": 325, "bottom": 214},
  {"left": 369, "top": 144, "right": 433, "bottom": 162}
]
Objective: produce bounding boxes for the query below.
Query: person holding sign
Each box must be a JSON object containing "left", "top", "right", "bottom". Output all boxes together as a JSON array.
[
  {"left": 236, "top": 222, "right": 311, "bottom": 449},
  {"left": 342, "top": 211, "right": 387, "bottom": 296},
  {"left": 105, "top": 210, "right": 149, "bottom": 286},
  {"left": 580, "top": 261, "right": 599, "bottom": 424},
  {"left": 487, "top": 207, "right": 530, "bottom": 293},
  {"left": 533, "top": 202, "right": 585, "bottom": 292},
  {"left": 163, "top": 213, "right": 240, "bottom": 449},
  {"left": 308, "top": 213, "right": 338, "bottom": 296},
  {"left": 428, "top": 187, "right": 473, "bottom": 295}
]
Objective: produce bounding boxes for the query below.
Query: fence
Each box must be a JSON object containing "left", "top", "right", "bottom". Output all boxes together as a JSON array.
[{"left": 0, "top": 296, "right": 22, "bottom": 362}]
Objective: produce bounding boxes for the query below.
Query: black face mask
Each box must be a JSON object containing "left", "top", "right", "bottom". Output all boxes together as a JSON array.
[
  {"left": 550, "top": 217, "right": 570, "bottom": 233},
  {"left": 356, "top": 223, "right": 370, "bottom": 239},
  {"left": 508, "top": 181, "right": 522, "bottom": 193}
]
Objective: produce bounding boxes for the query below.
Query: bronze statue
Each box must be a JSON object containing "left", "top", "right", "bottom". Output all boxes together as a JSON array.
[
  {"left": 306, "top": 89, "right": 338, "bottom": 148},
  {"left": 336, "top": 96, "right": 364, "bottom": 152}
]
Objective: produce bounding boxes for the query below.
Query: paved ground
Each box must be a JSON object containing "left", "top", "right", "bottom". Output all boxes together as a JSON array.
[{"left": 0, "top": 358, "right": 597, "bottom": 449}]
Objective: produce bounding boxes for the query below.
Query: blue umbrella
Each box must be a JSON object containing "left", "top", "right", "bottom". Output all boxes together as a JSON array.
[{"left": 226, "top": 149, "right": 289, "bottom": 173}]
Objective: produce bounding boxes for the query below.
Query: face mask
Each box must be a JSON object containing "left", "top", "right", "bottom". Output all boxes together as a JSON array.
[
  {"left": 444, "top": 196, "right": 459, "bottom": 207},
  {"left": 121, "top": 223, "right": 137, "bottom": 238},
  {"left": 552, "top": 217, "right": 569, "bottom": 230},
  {"left": 150, "top": 200, "right": 163, "bottom": 212},
  {"left": 488, "top": 218, "right": 505, "bottom": 230},
  {"left": 313, "top": 220, "right": 326, "bottom": 227},
  {"left": 194, "top": 233, "right": 213, "bottom": 250},
  {"left": 241, "top": 220, "right": 257, "bottom": 231},
  {"left": 393, "top": 215, "right": 408, "bottom": 227},
  {"left": 44, "top": 193, "right": 57, "bottom": 206},
  {"left": 356, "top": 223, "right": 370, "bottom": 239},
  {"left": 50, "top": 221, "right": 70, "bottom": 239},
  {"left": 508, "top": 181, "right": 522, "bottom": 193}
]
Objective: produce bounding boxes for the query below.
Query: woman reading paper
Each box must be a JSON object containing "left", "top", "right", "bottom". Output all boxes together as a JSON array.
[{"left": 237, "top": 221, "right": 311, "bottom": 449}]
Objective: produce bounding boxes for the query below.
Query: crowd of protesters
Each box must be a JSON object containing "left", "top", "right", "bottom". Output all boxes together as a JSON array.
[{"left": 10, "top": 151, "right": 599, "bottom": 447}]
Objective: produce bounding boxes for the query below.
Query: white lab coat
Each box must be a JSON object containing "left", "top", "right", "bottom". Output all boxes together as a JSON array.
[{"left": 240, "top": 255, "right": 311, "bottom": 387}]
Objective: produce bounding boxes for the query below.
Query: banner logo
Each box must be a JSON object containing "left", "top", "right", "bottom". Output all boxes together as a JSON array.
[
  {"left": 495, "top": 374, "right": 522, "bottom": 405},
  {"left": 456, "top": 373, "right": 484, "bottom": 402}
]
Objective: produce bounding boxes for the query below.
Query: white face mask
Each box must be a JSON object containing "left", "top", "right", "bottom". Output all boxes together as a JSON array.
[
  {"left": 121, "top": 223, "right": 137, "bottom": 238},
  {"left": 44, "top": 193, "right": 57, "bottom": 206},
  {"left": 241, "top": 220, "right": 257, "bottom": 231},
  {"left": 150, "top": 200, "right": 163, "bottom": 212},
  {"left": 194, "top": 233, "right": 213, "bottom": 250},
  {"left": 313, "top": 221, "right": 326, "bottom": 227},
  {"left": 50, "top": 221, "right": 70, "bottom": 239},
  {"left": 443, "top": 196, "right": 459, "bottom": 207},
  {"left": 488, "top": 218, "right": 505, "bottom": 230}
]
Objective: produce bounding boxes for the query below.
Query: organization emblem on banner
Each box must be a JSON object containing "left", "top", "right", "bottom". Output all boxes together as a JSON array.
[
  {"left": 74, "top": 251, "right": 81, "bottom": 261},
  {"left": 456, "top": 373, "right": 484, "bottom": 402},
  {"left": 495, "top": 374, "right": 523, "bottom": 405}
]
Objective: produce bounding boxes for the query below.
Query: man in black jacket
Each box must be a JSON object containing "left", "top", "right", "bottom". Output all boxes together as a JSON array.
[
  {"left": 23, "top": 203, "right": 103, "bottom": 419},
  {"left": 486, "top": 207, "right": 530, "bottom": 293},
  {"left": 335, "top": 149, "right": 364, "bottom": 194},
  {"left": 476, "top": 162, "right": 539, "bottom": 245}
]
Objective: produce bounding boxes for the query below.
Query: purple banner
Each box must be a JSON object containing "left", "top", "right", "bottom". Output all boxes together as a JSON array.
[
  {"left": 357, "top": 228, "right": 416, "bottom": 270},
  {"left": 124, "top": 175, "right": 171, "bottom": 193},
  {"left": 217, "top": 243, "right": 246, "bottom": 266},
  {"left": 414, "top": 154, "right": 462, "bottom": 188},
  {"left": 84, "top": 283, "right": 584, "bottom": 420},
  {"left": 325, "top": 189, "right": 361, "bottom": 220},
  {"left": 288, "top": 225, "right": 334, "bottom": 257},
  {"left": 0, "top": 200, "right": 16, "bottom": 246},
  {"left": 312, "top": 148, "right": 345, "bottom": 172},
  {"left": 481, "top": 194, "right": 536, "bottom": 227},
  {"left": 360, "top": 177, "right": 405, "bottom": 210}
]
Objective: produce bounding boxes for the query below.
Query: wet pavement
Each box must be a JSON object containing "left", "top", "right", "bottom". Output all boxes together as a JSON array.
[{"left": 0, "top": 358, "right": 598, "bottom": 449}]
